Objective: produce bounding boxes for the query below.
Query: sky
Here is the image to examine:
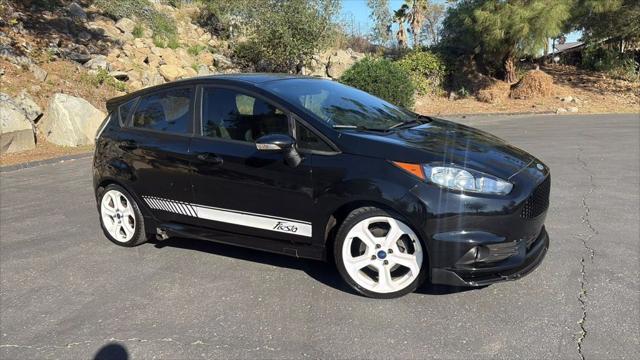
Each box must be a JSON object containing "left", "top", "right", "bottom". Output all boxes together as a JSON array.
[{"left": 339, "top": 0, "right": 581, "bottom": 46}]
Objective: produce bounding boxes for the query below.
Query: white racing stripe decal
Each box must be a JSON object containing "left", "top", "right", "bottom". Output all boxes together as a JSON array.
[{"left": 142, "top": 196, "right": 311, "bottom": 237}]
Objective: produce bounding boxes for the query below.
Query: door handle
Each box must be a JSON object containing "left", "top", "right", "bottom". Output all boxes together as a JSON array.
[
  {"left": 118, "top": 140, "right": 138, "bottom": 150},
  {"left": 196, "top": 153, "right": 223, "bottom": 165}
]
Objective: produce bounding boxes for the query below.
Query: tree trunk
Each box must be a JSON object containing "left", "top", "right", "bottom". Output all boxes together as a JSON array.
[{"left": 504, "top": 56, "right": 517, "bottom": 84}]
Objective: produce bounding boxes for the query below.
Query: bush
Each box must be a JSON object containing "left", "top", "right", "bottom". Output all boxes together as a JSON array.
[
  {"left": 581, "top": 46, "right": 639, "bottom": 81},
  {"left": 340, "top": 57, "right": 415, "bottom": 109},
  {"left": 132, "top": 24, "right": 144, "bottom": 38},
  {"left": 397, "top": 50, "right": 446, "bottom": 95}
]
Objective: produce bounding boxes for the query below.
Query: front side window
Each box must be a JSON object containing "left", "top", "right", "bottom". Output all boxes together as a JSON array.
[
  {"left": 296, "top": 122, "right": 333, "bottom": 152},
  {"left": 132, "top": 87, "right": 193, "bottom": 134},
  {"left": 202, "top": 88, "right": 289, "bottom": 142}
]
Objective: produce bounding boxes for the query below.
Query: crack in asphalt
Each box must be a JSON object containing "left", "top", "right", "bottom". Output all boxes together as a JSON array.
[
  {"left": 576, "top": 149, "right": 598, "bottom": 360},
  {"left": 0, "top": 337, "right": 209, "bottom": 353}
]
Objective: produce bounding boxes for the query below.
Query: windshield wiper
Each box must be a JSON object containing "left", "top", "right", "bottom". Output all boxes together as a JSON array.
[
  {"left": 386, "top": 115, "right": 432, "bottom": 131},
  {"left": 332, "top": 124, "right": 386, "bottom": 132}
]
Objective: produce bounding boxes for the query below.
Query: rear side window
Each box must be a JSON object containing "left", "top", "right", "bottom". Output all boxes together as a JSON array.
[
  {"left": 202, "top": 88, "right": 289, "bottom": 142},
  {"left": 132, "top": 87, "right": 193, "bottom": 134},
  {"left": 296, "top": 122, "right": 333, "bottom": 152},
  {"left": 118, "top": 98, "right": 138, "bottom": 126}
]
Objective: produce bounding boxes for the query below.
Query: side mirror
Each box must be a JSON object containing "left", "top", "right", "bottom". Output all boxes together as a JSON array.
[
  {"left": 255, "top": 134, "right": 295, "bottom": 153},
  {"left": 255, "top": 134, "right": 301, "bottom": 167}
]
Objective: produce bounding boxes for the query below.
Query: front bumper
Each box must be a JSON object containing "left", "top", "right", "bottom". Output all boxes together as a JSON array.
[{"left": 430, "top": 227, "right": 549, "bottom": 287}]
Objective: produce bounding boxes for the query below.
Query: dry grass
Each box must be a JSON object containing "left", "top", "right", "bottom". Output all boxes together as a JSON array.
[
  {"left": 416, "top": 64, "right": 639, "bottom": 116},
  {"left": 476, "top": 80, "right": 511, "bottom": 104},
  {"left": 510, "top": 70, "right": 554, "bottom": 99}
]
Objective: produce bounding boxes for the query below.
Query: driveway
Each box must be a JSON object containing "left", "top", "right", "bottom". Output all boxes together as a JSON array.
[{"left": 1, "top": 113, "right": 638, "bottom": 359}]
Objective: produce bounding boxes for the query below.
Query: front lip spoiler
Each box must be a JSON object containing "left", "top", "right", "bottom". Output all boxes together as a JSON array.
[{"left": 430, "top": 228, "right": 549, "bottom": 287}]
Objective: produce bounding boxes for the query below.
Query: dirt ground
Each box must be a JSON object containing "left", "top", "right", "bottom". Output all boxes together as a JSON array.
[{"left": 416, "top": 64, "right": 639, "bottom": 116}]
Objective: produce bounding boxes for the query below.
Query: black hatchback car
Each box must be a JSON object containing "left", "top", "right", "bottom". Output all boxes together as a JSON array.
[{"left": 93, "top": 74, "right": 550, "bottom": 298}]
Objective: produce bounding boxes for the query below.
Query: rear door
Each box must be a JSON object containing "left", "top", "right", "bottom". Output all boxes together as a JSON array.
[
  {"left": 115, "top": 86, "right": 195, "bottom": 224},
  {"left": 188, "top": 85, "right": 315, "bottom": 244}
]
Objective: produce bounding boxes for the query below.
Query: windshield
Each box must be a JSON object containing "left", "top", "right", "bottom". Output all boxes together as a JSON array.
[{"left": 264, "top": 79, "right": 415, "bottom": 130}]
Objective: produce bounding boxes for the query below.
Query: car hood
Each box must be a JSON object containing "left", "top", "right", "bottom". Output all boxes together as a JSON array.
[{"left": 338, "top": 118, "right": 536, "bottom": 179}]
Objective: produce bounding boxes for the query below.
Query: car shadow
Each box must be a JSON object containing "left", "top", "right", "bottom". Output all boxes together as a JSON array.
[{"left": 151, "top": 237, "right": 482, "bottom": 297}]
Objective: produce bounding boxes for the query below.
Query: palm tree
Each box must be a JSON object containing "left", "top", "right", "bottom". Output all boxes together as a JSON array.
[
  {"left": 394, "top": 5, "right": 409, "bottom": 48},
  {"left": 405, "top": 0, "right": 428, "bottom": 48}
]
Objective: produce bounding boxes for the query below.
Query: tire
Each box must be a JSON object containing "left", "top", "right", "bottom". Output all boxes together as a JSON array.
[
  {"left": 97, "top": 184, "right": 149, "bottom": 247},
  {"left": 334, "top": 207, "right": 428, "bottom": 299}
]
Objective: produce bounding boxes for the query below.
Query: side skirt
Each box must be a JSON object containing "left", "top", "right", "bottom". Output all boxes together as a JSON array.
[{"left": 157, "top": 222, "right": 326, "bottom": 261}]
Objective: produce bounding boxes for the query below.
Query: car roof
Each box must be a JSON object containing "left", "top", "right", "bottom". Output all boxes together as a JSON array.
[{"left": 105, "top": 73, "right": 327, "bottom": 112}]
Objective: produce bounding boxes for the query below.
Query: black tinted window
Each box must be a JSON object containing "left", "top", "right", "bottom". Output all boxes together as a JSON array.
[
  {"left": 118, "top": 98, "right": 137, "bottom": 126},
  {"left": 296, "top": 122, "right": 332, "bottom": 152},
  {"left": 202, "top": 88, "right": 289, "bottom": 142},
  {"left": 132, "top": 88, "right": 193, "bottom": 133}
]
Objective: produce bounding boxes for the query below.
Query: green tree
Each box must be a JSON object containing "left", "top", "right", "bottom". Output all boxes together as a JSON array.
[
  {"left": 570, "top": 0, "right": 640, "bottom": 52},
  {"left": 233, "top": 0, "right": 341, "bottom": 73},
  {"left": 441, "top": 0, "right": 571, "bottom": 83},
  {"left": 367, "top": 0, "right": 393, "bottom": 45}
]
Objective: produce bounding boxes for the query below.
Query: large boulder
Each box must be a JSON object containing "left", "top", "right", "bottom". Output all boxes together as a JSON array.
[
  {"left": 67, "top": 2, "right": 87, "bottom": 20},
  {"left": 40, "top": 94, "right": 106, "bottom": 146},
  {"left": 326, "top": 49, "right": 364, "bottom": 79},
  {"left": 14, "top": 90, "right": 43, "bottom": 125},
  {"left": 0, "top": 93, "right": 36, "bottom": 154}
]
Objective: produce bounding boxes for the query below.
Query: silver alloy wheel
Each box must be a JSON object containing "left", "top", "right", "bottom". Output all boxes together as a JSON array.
[
  {"left": 341, "top": 216, "right": 423, "bottom": 294},
  {"left": 101, "top": 189, "right": 136, "bottom": 243}
]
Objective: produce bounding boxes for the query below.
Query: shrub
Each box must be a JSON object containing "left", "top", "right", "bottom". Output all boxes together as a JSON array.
[
  {"left": 187, "top": 44, "right": 207, "bottom": 56},
  {"left": 580, "top": 46, "right": 639, "bottom": 81},
  {"left": 397, "top": 50, "right": 446, "bottom": 95},
  {"left": 94, "top": 0, "right": 178, "bottom": 47},
  {"left": 340, "top": 57, "right": 415, "bottom": 109},
  {"left": 132, "top": 24, "right": 144, "bottom": 38}
]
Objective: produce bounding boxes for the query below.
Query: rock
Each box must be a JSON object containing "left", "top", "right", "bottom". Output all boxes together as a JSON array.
[
  {"left": 115, "top": 18, "right": 136, "bottom": 34},
  {"left": 567, "top": 107, "right": 579, "bottom": 113},
  {"left": 556, "top": 108, "right": 567, "bottom": 114},
  {"left": 0, "top": 93, "right": 36, "bottom": 154},
  {"left": 128, "top": 80, "right": 143, "bottom": 91},
  {"left": 14, "top": 90, "right": 42, "bottom": 124},
  {"left": 183, "top": 67, "right": 198, "bottom": 78},
  {"left": 29, "top": 63, "right": 48, "bottom": 82},
  {"left": 40, "top": 94, "right": 106, "bottom": 146},
  {"left": 84, "top": 55, "right": 110, "bottom": 71},
  {"left": 159, "top": 65, "right": 185, "bottom": 82},
  {"left": 448, "top": 91, "right": 458, "bottom": 101},
  {"left": 67, "top": 2, "right": 87, "bottom": 20},
  {"left": 326, "top": 50, "right": 356, "bottom": 79},
  {"left": 142, "top": 69, "right": 166, "bottom": 87},
  {"left": 109, "top": 71, "right": 129, "bottom": 81},
  {"left": 213, "top": 54, "right": 233, "bottom": 69},
  {"left": 197, "top": 52, "right": 214, "bottom": 66},
  {"left": 197, "top": 64, "right": 211, "bottom": 76},
  {"left": 561, "top": 96, "right": 573, "bottom": 102},
  {"left": 64, "top": 51, "right": 92, "bottom": 64}
]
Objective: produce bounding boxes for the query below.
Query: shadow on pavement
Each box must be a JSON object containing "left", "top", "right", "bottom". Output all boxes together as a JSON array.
[
  {"left": 151, "top": 237, "right": 481, "bottom": 297},
  {"left": 94, "top": 342, "right": 128, "bottom": 360}
]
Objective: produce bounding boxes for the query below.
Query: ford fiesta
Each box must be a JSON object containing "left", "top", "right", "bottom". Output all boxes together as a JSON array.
[{"left": 93, "top": 74, "right": 550, "bottom": 298}]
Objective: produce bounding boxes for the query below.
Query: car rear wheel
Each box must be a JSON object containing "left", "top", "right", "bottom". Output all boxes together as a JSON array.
[
  {"left": 334, "top": 207, "right": 427, "bottom": 298},
  {"left": 98, "top": 184, "right": 148, "bottom": 247}
]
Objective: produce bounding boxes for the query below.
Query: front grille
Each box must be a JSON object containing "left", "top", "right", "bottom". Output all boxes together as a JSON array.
[{"left": 521, "top": 176, "right": 550, "bottom": 219}]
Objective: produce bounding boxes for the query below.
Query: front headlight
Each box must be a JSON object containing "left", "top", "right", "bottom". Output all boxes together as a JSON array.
[
  {"left": 392, "top": 161, "right": 513, "bottom": 195},
  {"left": 424, "top": 165, "right": 513, "bottom": 195}
]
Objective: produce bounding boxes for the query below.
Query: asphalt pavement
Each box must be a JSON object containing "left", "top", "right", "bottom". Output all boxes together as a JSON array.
[{"left": 1, "top": 113, "right": 638, "bottom": 359}]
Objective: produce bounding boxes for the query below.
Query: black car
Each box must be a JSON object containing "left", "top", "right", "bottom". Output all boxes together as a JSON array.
[{"left": 93, "top": 74, "right": 550, "bottom": 298}]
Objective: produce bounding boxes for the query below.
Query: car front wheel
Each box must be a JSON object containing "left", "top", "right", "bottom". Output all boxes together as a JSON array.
[{"left": 334, "top": 207, "right": 427, "bottom": 298}]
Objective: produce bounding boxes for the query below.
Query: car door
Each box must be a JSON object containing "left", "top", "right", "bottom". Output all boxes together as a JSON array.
[
  {"left": 188, "top": 85, "right": 315, "bottom": 244},
  {"left": 115, "top": 86, "right": 195, "bottom": 224}
]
